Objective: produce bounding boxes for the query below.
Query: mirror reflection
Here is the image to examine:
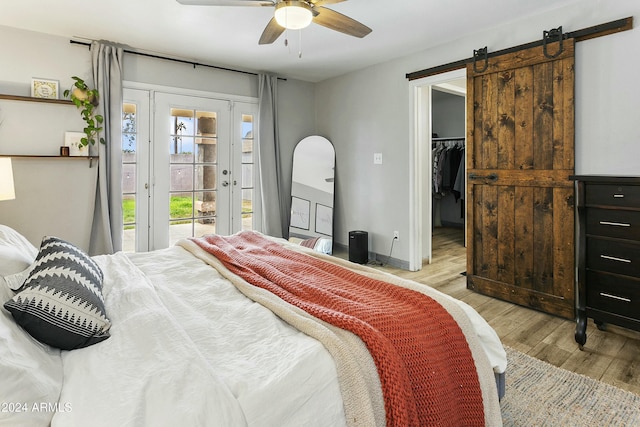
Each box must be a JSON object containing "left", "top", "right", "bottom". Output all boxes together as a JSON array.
[{"left": 288, "top": 136, "right": 335, "bottom": 254}]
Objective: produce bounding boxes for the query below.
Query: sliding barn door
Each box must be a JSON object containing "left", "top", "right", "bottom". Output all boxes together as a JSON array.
[{"left": 466, "top": 40, "right": 575, "bottom": 319}]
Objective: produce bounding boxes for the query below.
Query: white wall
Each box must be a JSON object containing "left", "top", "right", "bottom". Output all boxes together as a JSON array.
[
  {"left": 432, "top": 90, "right": 465, "bottom": 139},
  {"left": 315, "top": 0, "right": 640, "bottom": 266},
  {"left": 0, "top": 26, "right": 96, "bottom": 249},
  {"left": 276, "top": 78, "right": 318, "bottom": 214},
  {"left": 0, "top": 25, "right": 316, "bottom": 250},
  {"left": 3, "top": 1, "right": 638, "bottom": 260}
]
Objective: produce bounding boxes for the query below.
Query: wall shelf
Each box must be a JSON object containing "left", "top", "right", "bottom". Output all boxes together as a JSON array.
[
  {"left": 0, "top": 154, "right": 97, "bottom": 159},
  {"left": 0, "top": 94, "right": 73, "bottom": 105},
  {"left": 0, "top": 95, "right": 95, "bottom": 165},
  {"left": 1, "top": 154, "right": 98, "bottom": 167}
]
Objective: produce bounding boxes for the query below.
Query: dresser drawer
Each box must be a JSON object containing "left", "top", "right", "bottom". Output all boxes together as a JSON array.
[
  {"left": 585, "top": 184, "right": 640, "bottom": 208},
  {"left": 586, "top": 271, "right": 640, "bottom": 320},
  {"left": 587, "top": 237, "right": 640, "bottom": 277},
  {"left": 586, "top": 208, "right": 640, "bottom": 241}
]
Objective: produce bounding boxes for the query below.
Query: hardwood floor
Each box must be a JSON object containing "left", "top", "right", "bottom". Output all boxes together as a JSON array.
[{"left": 378, "top": 227, "right": 640, "bottom": 396}]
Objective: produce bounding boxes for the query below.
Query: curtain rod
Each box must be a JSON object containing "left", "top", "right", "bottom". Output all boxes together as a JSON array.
[
  {"left": 406, "top": 16, "right": 633, "bottom": 81},
  {"left": 70, "top": 40, "right": 286, "bottom": 80}
]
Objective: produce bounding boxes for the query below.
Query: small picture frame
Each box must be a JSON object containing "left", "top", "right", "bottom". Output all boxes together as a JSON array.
[
  {"left": 31, "top": 78, "right": 59, "bottom": 99},
  {"left": 64, "top": 132, "right": 88, "bottom": 156},
  {"left": 315, "top": 203, "right": 333, "bottom": 236},
  {"left": 290, "top": 196, "right": 310, "bottom": 230}
]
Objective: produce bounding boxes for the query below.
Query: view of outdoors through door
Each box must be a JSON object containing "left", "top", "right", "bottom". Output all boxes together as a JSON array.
[
  {"left": 122, "top": 102, "right": 138, "bottom": 252},
  {"left": 121, "top": 90, "right": 257, "bottom": 253},
  {"left": 168, "top": 107, "right": 219, "bottom": 242},
  {"left": 165, "top": 106, "right": 257, "bottom": 247},
  {"left": 237, "top": 114, "right": 256, "bottom": 233},
  {"left": 121, "top": 88, "right": 150, "bottom": 253}
]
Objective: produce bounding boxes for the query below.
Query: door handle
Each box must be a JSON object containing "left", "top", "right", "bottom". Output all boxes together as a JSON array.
[
  {"left": 468, "top": 173, "right": 498, "bottom": 182},
  {"left": 222, "top": 181, "right": 229, "bottom": 187}
]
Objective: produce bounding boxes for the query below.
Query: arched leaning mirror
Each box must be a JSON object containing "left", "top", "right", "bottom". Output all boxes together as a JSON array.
[{"left": 289, "top": 136, "right": 335, "bottom": 254}]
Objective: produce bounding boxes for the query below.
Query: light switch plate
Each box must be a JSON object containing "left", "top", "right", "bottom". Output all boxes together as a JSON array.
[{"left": 373, "top": 152, "right": 383, "bottom": 164}]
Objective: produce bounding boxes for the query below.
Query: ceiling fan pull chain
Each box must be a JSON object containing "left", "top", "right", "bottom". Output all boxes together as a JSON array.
[{"left": 299, "top": 29, "right": 303, "bottom": 58}]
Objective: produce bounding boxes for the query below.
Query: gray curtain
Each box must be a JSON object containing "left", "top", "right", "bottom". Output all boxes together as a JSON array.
[
  {"left": 258, "top": 74, "right": 289, "bottom": 238},
  {"left": 89, "top": 41, "right": 124, "bottom": 255}
]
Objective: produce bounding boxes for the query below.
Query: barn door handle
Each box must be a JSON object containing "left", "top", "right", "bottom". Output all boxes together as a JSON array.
[
  {"left": 468, "top": 173, "right": 498, "bottom": 182},
  {"left": 543, "top": 26, "right": 564, "bottom": 59}
]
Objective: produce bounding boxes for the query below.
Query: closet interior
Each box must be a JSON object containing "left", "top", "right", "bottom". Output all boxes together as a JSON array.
[
  {"left": 432, "top": 137, "right": 465, "bottom": 228},
  {"left": 430, "top": 85, "right": 466, "bottom": 245}
]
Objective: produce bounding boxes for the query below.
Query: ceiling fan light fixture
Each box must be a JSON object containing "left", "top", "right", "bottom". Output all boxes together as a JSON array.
[{"left": 274, "top": 1, "right": 313, "bottom": 30}]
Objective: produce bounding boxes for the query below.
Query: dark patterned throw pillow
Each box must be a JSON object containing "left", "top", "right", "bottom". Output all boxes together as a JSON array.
[{"left": 3, "top": 236, "right": 111, "bottom": 350}]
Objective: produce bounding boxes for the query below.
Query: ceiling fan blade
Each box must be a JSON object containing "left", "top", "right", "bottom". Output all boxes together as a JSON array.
[
  {"left": 176, "top": 0, "right": 274, "bottom": 6},
  {"left": 312, "top": 7, "right": 371, "bottom": 38},
  {"left": 259, "top": 17, "right": 286, "bottom": 44},
  {"left": 310, "top": 0, "right": 347, "bottom": 6}
]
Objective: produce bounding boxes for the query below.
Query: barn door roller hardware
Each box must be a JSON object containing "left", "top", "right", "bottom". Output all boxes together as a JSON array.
[
  {"left": 543, "top": 26, "right": 564, "bottom": 59},
  {"left": 472, "top": 47, "right": 489, "bottom": 73},
  {"left": 406, "top": 17, "right": 633, "bottom": 80}
]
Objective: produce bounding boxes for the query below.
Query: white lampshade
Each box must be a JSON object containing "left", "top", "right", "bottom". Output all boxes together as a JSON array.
[
  {"left": 0, "top": 158, "right": 16, "bottom": 201},
  {"left": 274, "top": 1, "right": 313, "bottom": 30}
]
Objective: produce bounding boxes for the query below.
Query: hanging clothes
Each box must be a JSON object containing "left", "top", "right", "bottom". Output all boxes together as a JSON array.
[
  {"left": 453, "top": 150, "right": 465, "bottom": 201},
  {"left": 432, "top": 138, "right": 465, "bottom": 199}
]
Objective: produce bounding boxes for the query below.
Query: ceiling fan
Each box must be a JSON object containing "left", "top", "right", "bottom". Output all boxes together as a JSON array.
[{"left": 175, "top": 0, "right": 372, "bottom": 45}]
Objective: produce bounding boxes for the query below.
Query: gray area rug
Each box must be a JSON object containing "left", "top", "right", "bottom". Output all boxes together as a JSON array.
[{"left": 501, "top": 346, "right": 640, "bottom": 426}]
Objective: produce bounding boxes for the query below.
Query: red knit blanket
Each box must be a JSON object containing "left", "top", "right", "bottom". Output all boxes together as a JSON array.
[{"left": 192, "top": 232, "right": 484, "bottom": 426}]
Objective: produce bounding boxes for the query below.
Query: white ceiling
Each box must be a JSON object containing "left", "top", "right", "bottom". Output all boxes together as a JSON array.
[{"left": 0, "top": 0, "right": 582, "bottom": 83}]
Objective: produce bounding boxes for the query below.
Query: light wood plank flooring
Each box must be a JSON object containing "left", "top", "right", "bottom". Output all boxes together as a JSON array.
[{"left": 376, "top": 227, "right": 640, "bottom": 396}]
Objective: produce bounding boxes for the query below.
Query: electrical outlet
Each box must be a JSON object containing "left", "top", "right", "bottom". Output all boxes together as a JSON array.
[{"left": 393, "top": 231, "right": 399, "bottom": 241}]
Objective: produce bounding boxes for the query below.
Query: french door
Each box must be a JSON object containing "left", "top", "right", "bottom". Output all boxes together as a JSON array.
[{"left": 122, "top": 89, "right": 259, "bottom": 252}]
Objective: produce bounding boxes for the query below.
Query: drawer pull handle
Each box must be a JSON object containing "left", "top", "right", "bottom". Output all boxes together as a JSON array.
[
  {"left": 613, "top": 194, "right": 625, "bottom": 198},
  {"left": 600, "top": 254, "right": 632, "bottom": 263},
  {"left": 599, "top": 292, "right": 631, "bottom": 303},
  {"left": 599, "top": 221, "right": 631, "bottom": 227}
]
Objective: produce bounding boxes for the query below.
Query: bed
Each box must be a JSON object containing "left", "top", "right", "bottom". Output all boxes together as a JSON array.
[
  {"left": 0, "top": 224, "right": 506, "bottom": 426},
  {"left": 290, "top": 235, "right": 334, "bottom": 254}
]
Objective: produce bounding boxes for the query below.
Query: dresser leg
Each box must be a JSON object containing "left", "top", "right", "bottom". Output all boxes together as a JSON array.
[
  {"left": 575, "top": 310, "right": 587, "bottom": 350},
  {"left": 595, "top": 319, "right": 607, "bottom": 331}
]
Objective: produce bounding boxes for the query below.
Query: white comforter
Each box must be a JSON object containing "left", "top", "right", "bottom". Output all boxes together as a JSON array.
[
  {"left": 52, "top": 246, "right": 346, "bottom": 427},
  {"left": 51, "top": 243, "right": 506, "bottom": 427}
]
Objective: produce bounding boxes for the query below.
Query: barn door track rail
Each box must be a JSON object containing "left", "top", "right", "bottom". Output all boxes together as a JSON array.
[{"left": 407, "top": 17, "right": 633, "bottom": 81}]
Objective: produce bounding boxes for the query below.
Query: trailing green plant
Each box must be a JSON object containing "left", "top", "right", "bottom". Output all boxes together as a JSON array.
[{"left": 63, "top": 76, "right": 105, "bottom": 147}]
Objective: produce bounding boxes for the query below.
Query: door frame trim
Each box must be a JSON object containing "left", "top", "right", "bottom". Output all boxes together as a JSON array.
[
  {"left": 409, "top": 68, "right": 466, "bottom": 271},
  {"left": 123, "top": 81, "right": 258, "bottom": 105}
]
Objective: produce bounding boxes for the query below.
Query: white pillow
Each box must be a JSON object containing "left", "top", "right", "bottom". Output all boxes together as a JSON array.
[
  {"left": 0, "top": 225, "right": 38, "bottom": 277},
  {"left": 0, "top": 246, "right": 32, "bottom": 279},
  {"left": 0, "top": 277, "right": 63, "bottom": 427}
]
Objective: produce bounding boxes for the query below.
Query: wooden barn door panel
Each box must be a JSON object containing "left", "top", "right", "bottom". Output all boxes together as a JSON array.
[{"left": 466, "top": 40, "right": 575, "bottom": 319}]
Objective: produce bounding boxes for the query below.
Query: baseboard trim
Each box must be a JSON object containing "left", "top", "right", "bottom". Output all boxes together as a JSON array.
[{"left": 333, "top": 242, "right": 410, "bottom": 270}]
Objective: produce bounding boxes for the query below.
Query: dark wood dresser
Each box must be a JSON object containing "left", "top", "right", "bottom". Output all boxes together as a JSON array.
[{"left": 572, "top": 175, "right": 640, "bottom": 348}]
